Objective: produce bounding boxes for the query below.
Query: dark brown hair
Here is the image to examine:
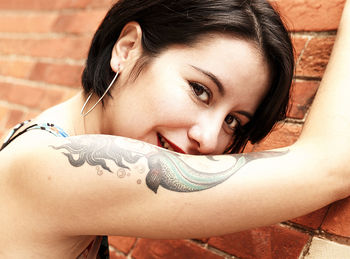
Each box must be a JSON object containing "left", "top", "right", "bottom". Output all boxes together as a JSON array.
[{"left": 82, "top": 0, "right": 294, "bottom": 153}]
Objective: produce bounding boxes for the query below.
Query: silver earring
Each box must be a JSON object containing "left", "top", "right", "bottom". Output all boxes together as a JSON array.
[{"left": 80, "top": 70, "right": 120, "bottom": 117}]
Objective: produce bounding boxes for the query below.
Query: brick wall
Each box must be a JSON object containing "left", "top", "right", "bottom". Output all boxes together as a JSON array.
[{"left": 0, "top": 0, "right": 349, "bottom": 258}]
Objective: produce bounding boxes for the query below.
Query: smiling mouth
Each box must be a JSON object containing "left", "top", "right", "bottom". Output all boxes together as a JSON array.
[{"left": 157, "top": 133, "right": 185, "bottom": 154}]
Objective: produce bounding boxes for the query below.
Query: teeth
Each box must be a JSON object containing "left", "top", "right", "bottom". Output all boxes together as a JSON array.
[{"left": 159, "top": 135, "right": 175, "bottom": 151}]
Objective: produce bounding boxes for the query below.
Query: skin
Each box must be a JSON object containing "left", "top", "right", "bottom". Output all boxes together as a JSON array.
[{"left": 0, "top": 2, "right": 350, "bottom": 257}]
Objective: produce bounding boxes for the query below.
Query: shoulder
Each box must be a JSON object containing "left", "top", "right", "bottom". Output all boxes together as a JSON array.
[
  {"left": 0, "top": 129, "right": 66, "bottom": 200},
  {"left": 0, "top": 130, "right": 66, "bottom": 231}
]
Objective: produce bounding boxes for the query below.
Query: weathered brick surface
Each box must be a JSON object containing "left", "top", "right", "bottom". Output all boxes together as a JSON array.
[
  {"left": 288, "top": 81, "right": 319, "bottom": 119},
  {"left": 321, "top": 198, "right": 350, "bottom": 238},
  {"left": 52, "top": 10, "right": 106, "bottom": 34},
  {"left": 296, "top": 37, "right": 336, "bottom": 78},
  {"left": 0, "top": 0, "right": 114, "bottom": 10},
  {"left": 1, "top": 82, "right": 45, "bottom": 108},
  {"left": 275, "top": 0, "right": 345, "bottom": 32},
  {"left": 290, "top": 206, "right": 329, "bottom": 230},
  {"left": 29, "top": 63, "right": 84, "bottom": 88},
  {"left": 0, "top": 59, "right": 35, "bottom": 79},
  {"left": 0, "top": 37, "right": 91, "bottom": 60},
  {"left": 132, "top": 239, "right": 222, "bottom": 259},
  {"left": 291, "top": 36, "right": 308, "bottom": 63},
  {"left": 208, "top": 225, "right": 310, "bottom": 259},
  {"left": 0, "top": 0, "right": 90, "bottom": 10},
  {"left": 253, "top": 123, "right": 302, "bottom": 151},
  {"left": 0, "top": 13, "right": 57, "bottom": 33}
]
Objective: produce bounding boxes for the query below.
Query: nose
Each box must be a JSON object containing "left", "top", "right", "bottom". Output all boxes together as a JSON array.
[{"left": 187, "top": 116, "right": 222, "bottom": 155}]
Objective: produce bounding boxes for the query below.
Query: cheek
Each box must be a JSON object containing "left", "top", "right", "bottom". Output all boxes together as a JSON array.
[
  {"left": 149, "top": 84, "right": 198, "bottom": 122},
  {"left": 217, "top": 132, "right": 234, "bottom": 154}
]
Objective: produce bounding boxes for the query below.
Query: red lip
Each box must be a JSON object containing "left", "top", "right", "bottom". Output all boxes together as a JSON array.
[{"left": 157, "top": 133, "right": 186, "bottom": 154}]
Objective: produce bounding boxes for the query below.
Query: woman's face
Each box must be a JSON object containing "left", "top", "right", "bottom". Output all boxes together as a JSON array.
[{"left": 105, "top": 34, "right": 270, "bottom": 155}]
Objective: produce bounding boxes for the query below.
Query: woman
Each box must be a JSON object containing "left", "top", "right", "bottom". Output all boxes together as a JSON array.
[{"left": 0, "top": 0, "right": 349, "bottom": 258}]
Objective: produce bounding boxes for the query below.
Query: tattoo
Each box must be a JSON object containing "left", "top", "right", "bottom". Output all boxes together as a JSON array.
[
  {"left": 50, "top": 136, "right": 288, "bottom": 194},
  {"left": 50, "top": 136, "right": 141, "bottom": 172},
  {"left": 145, "top": 152, "right": 246, "bottom": 193}
]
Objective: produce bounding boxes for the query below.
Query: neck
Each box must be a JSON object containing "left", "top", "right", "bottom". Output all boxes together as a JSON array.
[{"left": 76, "top": 92, "right": 104, "bottom": 135}]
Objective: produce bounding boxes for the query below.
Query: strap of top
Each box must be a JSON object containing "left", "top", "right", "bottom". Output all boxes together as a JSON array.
[{"left": 0, "top": 120, "right": 69, "bottom": 151}]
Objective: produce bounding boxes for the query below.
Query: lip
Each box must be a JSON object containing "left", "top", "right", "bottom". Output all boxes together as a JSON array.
[{"left": 157, "top": 133, "right": 186, "bottom": 154}]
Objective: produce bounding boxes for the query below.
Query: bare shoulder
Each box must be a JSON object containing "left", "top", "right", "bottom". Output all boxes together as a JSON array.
[{"left": 0, "top": 131, "right": 65, "bottom": 238}]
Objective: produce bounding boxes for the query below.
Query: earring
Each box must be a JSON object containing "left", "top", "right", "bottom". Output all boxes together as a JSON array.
[{"left": 80, "top": 70, "right": 120, "bottom": 117}]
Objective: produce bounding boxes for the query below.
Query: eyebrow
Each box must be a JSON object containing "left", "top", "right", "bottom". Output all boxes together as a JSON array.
[
  {"left": 190, "top": 65, "right": 225, "bottom": 95},
  {"left": 236, "top": 110, "right": 253, "bottom": 120},
  {"left": 190, "top": 65, "right": 254, "bottom": 121}
]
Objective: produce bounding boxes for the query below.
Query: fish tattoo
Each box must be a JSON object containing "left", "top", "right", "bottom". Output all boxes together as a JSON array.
[{"left": 51, "top": 136, "right": 287, "bottom": 194}]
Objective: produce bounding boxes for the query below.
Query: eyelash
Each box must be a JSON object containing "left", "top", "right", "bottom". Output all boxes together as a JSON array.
[
  {"left": 224, "top": 114, "right": 241, "bottom": 132},
  {"left": 188, "top": 81, "right": 211, "bottom": 105},
  {"left": 188, "top": 81, "right": 241, "bottom": 133}
]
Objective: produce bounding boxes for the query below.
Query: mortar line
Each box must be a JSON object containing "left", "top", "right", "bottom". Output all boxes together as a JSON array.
[
  {"left": 0, "top": 75, "right": 81, "bottom": 91},
  {"left": 0, "top": 54, "right": 86, "bottom": 65},
  {"left": 291, "top": 31, "right": 337, "bottom": 37},
  {"left": 0, "top": 32, "right": 93, "bottom": 39},
  {"left": 0, "top": 7, "right": 109, "bottom": 16},
  {"left": 295, "top": 36, "right": 312, "bottom": 69}
]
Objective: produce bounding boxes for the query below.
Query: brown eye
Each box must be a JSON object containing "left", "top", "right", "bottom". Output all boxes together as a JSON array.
[
  {"left": 225, "top": 114, "right": 239, "bottom": 131},
  {"left": 189, "top": 82, "right": 210, "bottom": 104}
]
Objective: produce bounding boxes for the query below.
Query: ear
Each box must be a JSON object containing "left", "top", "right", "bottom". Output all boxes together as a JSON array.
[{"left": 110, "top": 21, "right": 143, "bottom": 73}]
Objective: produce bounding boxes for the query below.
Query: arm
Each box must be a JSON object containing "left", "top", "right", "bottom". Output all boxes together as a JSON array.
[{"left": 1, "top": 129, "right": 344, "bottom": 239}]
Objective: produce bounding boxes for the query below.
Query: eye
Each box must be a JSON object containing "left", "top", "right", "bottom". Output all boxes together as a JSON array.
[
  {"left": 224, "top": 114, "right": 240, "bottom": 131},
  {"left": 189, "top": 82, "right": 211, "bottom": 104}
]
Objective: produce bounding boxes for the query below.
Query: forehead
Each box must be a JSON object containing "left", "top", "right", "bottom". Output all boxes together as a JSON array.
[{"left": 162, "top": 34, "right": 271, "bottom": 111}]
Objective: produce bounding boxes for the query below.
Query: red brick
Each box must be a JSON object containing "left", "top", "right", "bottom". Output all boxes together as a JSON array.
[
  {"left": 0, "top": 82, "right": 45, "bottom": 109},
  {"left": 5, "top": 109, "right": 25, "bottom": 129},
  {"left": 208, "top": 225, "right": 310, "bottom": 259},
  {"left": 29, "top": 62, "right": 84, "bottom": 88},
  {"left": 88, "top": 0, "right": 115, "bottom": 8},
  {"left": 0, "top": 59, "right": 35, "bottom": 79},
  {"left": 52, "top": 10, "right": 106, "bottom": 34},
  {"left": 291, "top": 36, "right": 308, "bottom": 63},
  {"left": 0, "top": 82, "right": 14, "bottom": 99},
  {"left": 0, "top": 105, "right": 9, "bottom": 127},
  {"left": 0, "top": 37, "right": 91, "bottom": 60},
  {"left": 290, "top": 206, "right": 329, "bottom": 230},
  {"left": 287, "top": 81, "right": 319, "bottom": 119},
  {"left": 132, "top": 239, "right": 222, "bottom": 259},
  {"left": 108, "top": 236, "right": 137, "bottom": 254},
  {"left": 273, "top": 0, "right": 345, "bottom": 32},
  {"left": 253, "top": 123, "right": 302, "bottom": 151},
  {"left": 0, "top": 13, "right": 57, "bottom": 33},
  {"left": 321, "top": 197, "right": 350, "bottom": 237},
  {"left": 0, "top": 0, "right": 90, "bottom": 10},
  {"left": 38, "top": 88, "right": 67, "bottom": 110},
  {"left": 296, "top": 37, "right": 335, "bottom": 78}
]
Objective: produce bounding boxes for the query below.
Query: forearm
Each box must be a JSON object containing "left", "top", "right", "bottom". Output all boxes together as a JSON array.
[{"left": 45, "top": 134, "right": 338, "bottom": 237}]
